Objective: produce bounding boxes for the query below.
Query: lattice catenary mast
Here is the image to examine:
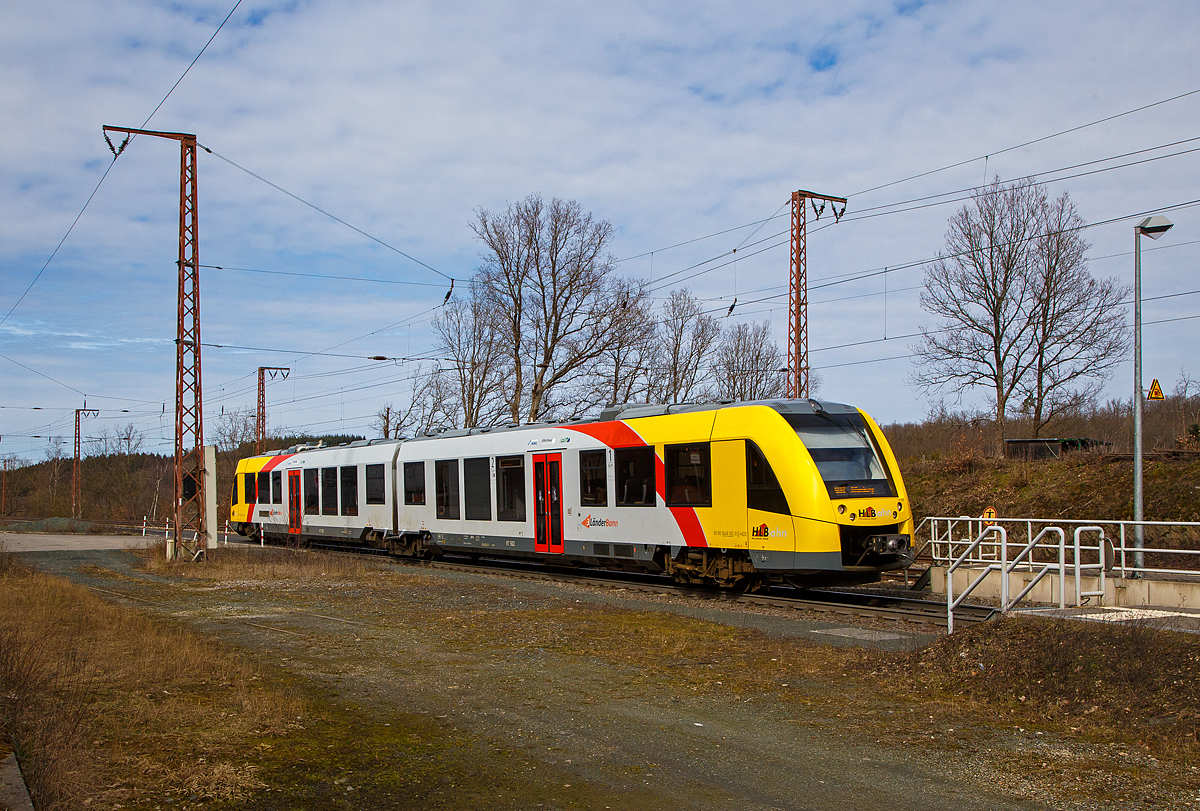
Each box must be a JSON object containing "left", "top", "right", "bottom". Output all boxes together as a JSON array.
[
  {"left": 103, "top": 125, "right": 205, "bottom": 560},
  {"left": 788, "top": 190, "right": 846, "bottom": 399},
  {"left": 72, "top": 406, "right": 98, "bottom": 518},
  {"left": 256, "top": 367, "right": 290, "bottom": 454}
]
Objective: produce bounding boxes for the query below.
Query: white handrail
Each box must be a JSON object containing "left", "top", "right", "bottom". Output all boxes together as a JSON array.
[
  {"left": 919, "top": 515, "right": 1200, "bottom": 581},
  {"left": 1004, "top": 527, "right": 1066, "bottom": 611},
  {"left": 1074, "top": 526, "right": 1106, "bottom": 606},
  {"left": 946, "top": 525, "right": 1006, "bottom": 633}
]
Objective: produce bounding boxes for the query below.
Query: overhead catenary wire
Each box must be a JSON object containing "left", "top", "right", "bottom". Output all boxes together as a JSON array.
[
  {"left": 697, "top": 196, "right": 1200, "bottom": 313},
  {"left": 202, "top": 264, "right": 456, "bottom": 288},
  {"left": 198, "top": 145, "right": 454, "bottom": 282},
  {"left": 0, "top": 0, "right": 244, "bottom": 331},
  {"left": 700, "top": 235, "right": 1199, "bottom": 310},
  {"left": 850, "top": 86, "right": 1200, "bottom": 197},
  {"left": 198, "top": 341, "right": 450, "bottom": 362},
  {"left": 613, "top": 89, "right": 1200, "bottom": 272},
  {"left": 652, "top": 142, "right": 1200, "bottom": 297},
  {"left": 193, "top": 191, "right": 1200, "bottom": 432},
  {"left": 9, "top": 83, "right": 1200, "bottom": 450}
]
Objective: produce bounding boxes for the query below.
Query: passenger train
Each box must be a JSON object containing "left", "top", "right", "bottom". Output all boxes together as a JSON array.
[{"left": 229, "top": 399, "right": 913, "bottom": 589}]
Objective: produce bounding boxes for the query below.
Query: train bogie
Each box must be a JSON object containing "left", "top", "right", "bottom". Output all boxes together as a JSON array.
[{"left": 230, "top": 398, "right": 913, "bottom": 587}]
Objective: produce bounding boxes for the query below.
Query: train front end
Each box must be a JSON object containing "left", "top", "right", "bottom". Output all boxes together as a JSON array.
[{"left": 734, "top": 400, "right": 914, "bottom": 587}]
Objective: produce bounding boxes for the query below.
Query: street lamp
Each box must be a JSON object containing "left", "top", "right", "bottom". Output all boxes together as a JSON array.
[{"left": 1133, "top": 214, "right": 1173, "bottom": 576}]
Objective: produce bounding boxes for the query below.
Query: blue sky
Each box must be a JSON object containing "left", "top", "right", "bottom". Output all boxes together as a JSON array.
[{"left": 2, "top": 0, "right": 1198, "bottom": 461}]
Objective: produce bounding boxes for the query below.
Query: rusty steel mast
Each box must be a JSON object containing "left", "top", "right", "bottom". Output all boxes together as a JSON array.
[
  {"left": 256, "top": 367, "right": 290, "bottom": 454},
  {"left": 103, "top": 125, "right": 205, "bottom": 560},
  {"left": 787, "top": 189, "right": 846, "bottom": 399},
  {"left": 72, "top": 406, "right": 98, "bottom": 518}
]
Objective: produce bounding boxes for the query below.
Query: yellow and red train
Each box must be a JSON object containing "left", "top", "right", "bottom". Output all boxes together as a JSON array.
[{"left": 230, "top": 398, "right": 912, "bottom": 588}]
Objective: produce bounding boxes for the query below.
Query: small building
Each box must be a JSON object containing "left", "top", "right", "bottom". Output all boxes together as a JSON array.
[{"left": 1004, "top": 438, "right": 1111, "bottom": 460}]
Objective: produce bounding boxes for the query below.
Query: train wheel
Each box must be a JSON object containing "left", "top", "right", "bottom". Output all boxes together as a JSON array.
[{"left": 731, "top": 574, "right": 767, "bottom": 594}]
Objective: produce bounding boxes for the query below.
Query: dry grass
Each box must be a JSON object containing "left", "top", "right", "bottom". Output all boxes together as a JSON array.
[
  {"left": 138, "top": 537, "right": 372, "bottom": 581},
  {"left": 873, "top": 615, "right": 1200, "bottom": 760},
  {"left": 901, "top": 453, "right": 1200, "bottom": 524},
  {"left": 0, "top": 544, "right": 302, "bottom": 810},
  {"left": 10, "top": 539, "right": 1200, "bottom": 806}
]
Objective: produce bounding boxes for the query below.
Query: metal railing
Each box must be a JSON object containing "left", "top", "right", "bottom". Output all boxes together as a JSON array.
[
  {"left": 918, "top": 515, "right": 1200, "bottom": 581},
  {"left": 0, "top": 514, "right": 235, "bottom": 546},
  {"left": 913, "top": 515, "right": 1198, "bottom": 632}
]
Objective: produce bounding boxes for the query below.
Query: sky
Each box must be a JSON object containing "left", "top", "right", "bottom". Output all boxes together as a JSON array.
[{"left": 2, "top": 0, "right": 1198, "bottom": 462}]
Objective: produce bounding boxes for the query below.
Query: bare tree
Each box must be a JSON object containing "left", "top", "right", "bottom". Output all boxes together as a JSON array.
[
  {"left": 1020, "top": 192, "right": 1130, "bottom": 436},
  {"left": 473, "top": 194, "right": 650, "bottom": 422},
  {"left": 211, "top": 408, "right": 257, "bottom": 453},
  {"left": 116, "top": 423, "right": 145, "bottom": 454},
  {"left": 431, "top": 288, "right": 511, "bottom": 428},
  {"left": 372, "top": 402, "right": 402, "bottom": 439},
  {"left": 914, "top": 178, "right": 1130, "bottom": 447},
  {"left": 648, "top": 289, "right": 720, "bottom": 403},
  {"left": 473, "top": 198, "right": 535, "bottom": 423},
  {"left": 44, "top": 436, "right": 66, "bottom": 507},
  {"left": 597, "top": 278, "right": 658, "bottom": 406},
  {"left": 912, "top": 178, "right": 1051, "bottom": 447},
  {"left": 711, "top": 321, "right": 786, "bottom": 401},
  {"left": 374, "top": 365, "right": 459, "bottom": 437}
]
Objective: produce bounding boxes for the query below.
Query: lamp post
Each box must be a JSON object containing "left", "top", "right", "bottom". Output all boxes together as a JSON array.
[{"left": 1133, "top": 215, "right": 1173, "bottom": 576}]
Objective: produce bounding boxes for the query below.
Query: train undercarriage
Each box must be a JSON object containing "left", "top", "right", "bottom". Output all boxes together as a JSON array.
[{"left": 235, "top": 522, "right": 908, "bottom": 592}]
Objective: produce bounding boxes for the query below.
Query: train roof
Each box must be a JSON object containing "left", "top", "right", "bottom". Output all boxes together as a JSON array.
[{"left": 255, "top": 398, "right": 859, "bottom": 459}]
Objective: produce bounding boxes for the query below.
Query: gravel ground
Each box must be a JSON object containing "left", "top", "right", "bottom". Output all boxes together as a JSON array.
[{"left": 17, "top": 545, "right": 1196, "bottom": 811}]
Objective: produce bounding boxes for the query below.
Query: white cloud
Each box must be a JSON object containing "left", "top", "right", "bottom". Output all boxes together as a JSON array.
[{"left": 1, "top": 0, "right": 1198, "bottom": 458}]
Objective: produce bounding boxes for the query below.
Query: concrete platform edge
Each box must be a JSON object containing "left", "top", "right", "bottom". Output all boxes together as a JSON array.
[{"left": 0, "top": 753, "right": 34, "bottom": 811}]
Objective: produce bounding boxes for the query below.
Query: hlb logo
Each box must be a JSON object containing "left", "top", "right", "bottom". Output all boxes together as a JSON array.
[
  {"left": 581, "top": 515, "right": 618, "bottom": 529},
  {"left": 858, "top": 507, "right": 877, "bottom": 519},
  {"left": 751, "top": 523, "right": 787, "bottom": 539}
]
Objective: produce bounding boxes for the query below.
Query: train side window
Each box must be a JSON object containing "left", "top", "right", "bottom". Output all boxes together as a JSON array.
[
  {"left": 615, "top": 446, "right": 656, "bottom": 507},
  {"left": 747, "top": 440, "right": 790, "bottom": 515},
  {"left": 303, "top": 468, "right": 319, "bottom": 515},
  {"left": 321, "top": 467, "right": 338, "bottom": 515},
  {"left": 496, "top": 455, "right": 525, "bottom": 521},
  {"left": 257, "top": 472, "right": 270, "bottom": 506},
  {"left": 271, "top": 470, "right": 283, "bottom": 505},
  {"left": 579, "top": 449, "right": 607, "bottom": 507},
  {"left": 244, "top": 473, "right": 256, "bottom": 504},
  {"left": 435, "top": 459, "right": 460, "bottom": 519},
  {"left": 365, "top": 464, "right": 386, "bottom": 505},
  {"left": 340, "top": 466, "right": 359, "bottom": 516},
  {"left": 404, "top": 461, "right": 426, "bottom": 505},
  {"left": 463, "top": 457, "right": 491, "bottom": 521},
  {"left": 665, "top": 443, "right": 711, "bottom": 507}
]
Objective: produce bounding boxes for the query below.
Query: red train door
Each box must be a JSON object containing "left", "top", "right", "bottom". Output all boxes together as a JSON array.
[
  {"left": 287, "top": 470, "right": 302, "bottom": 536},
  {"left": 533, "top": 453, "right": 564, "bottom": 554}
]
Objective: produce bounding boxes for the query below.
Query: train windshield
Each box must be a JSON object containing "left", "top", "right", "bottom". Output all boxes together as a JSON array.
[{"left": 783, "top": 412, "right": 893, "bottom": 497}]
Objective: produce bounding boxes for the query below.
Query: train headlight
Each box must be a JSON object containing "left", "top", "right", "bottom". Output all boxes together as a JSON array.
[
  {"left": 848, "top": 512, "right": 856, "bottom": 521},
  {"left": 837, "top": 504, "right": 846, "bottom": 515},
  {"left": 897, "top": 501, "right": 903, "bottom": 511}
]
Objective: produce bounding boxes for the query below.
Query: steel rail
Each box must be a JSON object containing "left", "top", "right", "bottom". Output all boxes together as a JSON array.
[
  {"left": 227, "top": 537, "right": 997, "bottom": 626},
  {"left": 404, "top": 554, "right": 998, "bottom": 626}
]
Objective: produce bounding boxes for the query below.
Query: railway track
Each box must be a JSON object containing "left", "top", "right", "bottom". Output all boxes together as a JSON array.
[{"left": 299, "top": 544, "right": 994, "bottom": 627}]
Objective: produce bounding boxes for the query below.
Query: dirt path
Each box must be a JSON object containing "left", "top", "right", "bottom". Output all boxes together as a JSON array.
[{"left": 18, "top": 547, "right": 1188, "bottom": 810}]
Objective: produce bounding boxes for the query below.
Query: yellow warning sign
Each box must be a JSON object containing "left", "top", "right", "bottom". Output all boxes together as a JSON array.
[
  {"left": 982, "top": 506, "right": 997, "bottom": 524},
  {"left": 1147, "top": 379, "right": 1165, "bottom": 400}
]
